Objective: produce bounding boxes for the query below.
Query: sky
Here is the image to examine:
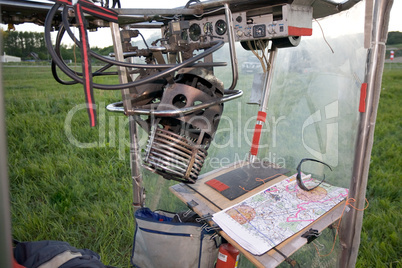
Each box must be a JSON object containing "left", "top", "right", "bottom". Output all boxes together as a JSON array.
[{"left": 2, "top": 0, "right": 401, "bottom": 48}]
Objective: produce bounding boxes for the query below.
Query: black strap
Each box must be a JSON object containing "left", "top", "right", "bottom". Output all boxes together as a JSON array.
[
  {"left": 74, "top": 1, "right": 96, "bottom": 127},
  {"left": 296, "top": 158, "right": 332, "bottom": 191},
  {"left": 51, "top": 0, "right": 119, "bottom": 126},
  {"left": 54, "top": 0, "right": 118, "bottom": 23}
]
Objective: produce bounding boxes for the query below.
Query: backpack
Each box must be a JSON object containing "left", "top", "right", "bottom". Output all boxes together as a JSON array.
[{"left": 13, "top": 240, "right": 108, "bottom": 268}]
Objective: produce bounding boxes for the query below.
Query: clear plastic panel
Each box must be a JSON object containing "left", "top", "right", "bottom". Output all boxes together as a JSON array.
[
  {"left": 209, "top": 2, "right": 365, "bottom": 189},
  {"left": 146, "top": 1, "right": 366, "bottom": 266},
  {"left": 206, "top": 2, "right": 366, "bottom": 267},
  {"left": 259, "top": 2, "right": 366, "bottom": 188}
]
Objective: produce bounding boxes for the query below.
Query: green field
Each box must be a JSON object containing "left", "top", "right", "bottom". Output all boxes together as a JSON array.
[
  {"left": 2, "top": 63, "right": 401, "bottom": 267},
  {"left": 356, "top": 64, "right": 402, "bottom": 268}
]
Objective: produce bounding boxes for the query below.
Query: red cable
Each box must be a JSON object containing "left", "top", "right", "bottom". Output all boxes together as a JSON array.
[{"left": 75, "top": 2, "right": 96, "bottom": 127}]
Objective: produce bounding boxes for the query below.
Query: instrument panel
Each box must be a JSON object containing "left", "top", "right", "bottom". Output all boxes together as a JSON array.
[{"left": 166, "top": 4, "right": 313, "bottom": 45}]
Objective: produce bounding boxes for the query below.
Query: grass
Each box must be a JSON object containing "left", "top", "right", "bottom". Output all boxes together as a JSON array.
[
  {"left": 4, "top": 67, "right": 136, "bottom": 266},
  {"left": 2, "top": 62, "right": 401, "bottom": 267},
  {"left": 356, "top": 63, "right": 402, "bottom": 268}
]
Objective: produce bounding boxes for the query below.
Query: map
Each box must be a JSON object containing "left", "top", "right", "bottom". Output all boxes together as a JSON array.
[{"left": 212, "top": 174, "right": 348, "bottom": 255}]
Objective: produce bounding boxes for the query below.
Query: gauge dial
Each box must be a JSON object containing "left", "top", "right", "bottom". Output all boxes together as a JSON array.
[
  {"left": 189, "top": 23, "right": 201, "bottom": 41},
  {"left": 253, "top": 24, "right": 266, "bottom": 38},
  {"left": 203, "top": 22, "right": 213, "bottom": 34},
  {"left": 215, "top": 19, "right": 227, "bottom": 36}
]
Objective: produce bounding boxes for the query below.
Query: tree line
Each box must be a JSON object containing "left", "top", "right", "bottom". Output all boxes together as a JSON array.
[
  {"left": 2, "top": 30, "right": 401, "bottom": 61},
  {"left": 1, "top": 30, "right": 47, "bottom": 60},
  {"left": 387, "top": 31, "right": 402, "bottom": 45},
  {"left": 1, "top": 30, "right": 114, "bottom": 62},
  {"left": 386, "top": 32, "right": 402, "bottom": 58}
]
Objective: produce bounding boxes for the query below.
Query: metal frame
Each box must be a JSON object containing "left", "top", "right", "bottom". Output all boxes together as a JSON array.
[
  {"left": 105, "top": 90, "right": 243, "bottom": 115},
  {"left": 0, "top": 17, "right": 13, "bottom": 266},
  {"left": 0, "top": 0, "right": 394, "bottom": 266},
  {"left": 110, "top": 22, "right": 145, "bottom": 209},
  {"left": 339, "top": 0, "right": 394, "bottom": 265},
  {"left": 108, "top": 0, "right": 395, "bottom": 265}
]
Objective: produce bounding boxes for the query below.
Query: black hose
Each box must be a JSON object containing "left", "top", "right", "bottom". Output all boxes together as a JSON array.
[
  {"left": 51, "top": 22, "right": 117, "bottom": 85},
  {"left": 52, "top": 24, "right": 79, "bottom": 85},
  {"left": 45, "top": 3, "right": 224, "bottom": 90},
  {"left": 60, "top": 5, "right": 183, "bottom": 70},
  {"left": 60, "top": 5, "right": 225, "bottom": 71}
]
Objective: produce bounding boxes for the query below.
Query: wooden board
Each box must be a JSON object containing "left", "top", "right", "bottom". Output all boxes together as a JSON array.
[
  {"left": 170, "top": 162, "right": 346, "bottom": 267},
  {"left": 184, "top": 161, "right": 287, "bottom": 210},
  {"left": 203, "top": 161, "right": 289, "bottom": 200}
]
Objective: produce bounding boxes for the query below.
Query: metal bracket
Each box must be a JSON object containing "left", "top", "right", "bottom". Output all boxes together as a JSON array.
[
  {"left": 301, "top": 228, "right": 321, "bottom": 244},
  {"left": 187, "top": 200, "right": 199, "bottom": 209}
]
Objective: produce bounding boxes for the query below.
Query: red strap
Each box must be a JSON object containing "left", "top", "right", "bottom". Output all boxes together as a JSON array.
[
  {"left": 54, "top": 0, "right": 118, "bottom": 23},
  {"left": 80, "top": 0, "right": 119, "bottom": 23},
  {"left": 53, "top": 0, "right": 120, "bottom": 126},
  {"left": 250, "top": 124, "right": 263, "bottom": 156},
  {"left": 75, "top": 2, "right": 96, "bottom": 127},
  {"left": 359, "top": 83, "right": 367, "bottom": 113}
]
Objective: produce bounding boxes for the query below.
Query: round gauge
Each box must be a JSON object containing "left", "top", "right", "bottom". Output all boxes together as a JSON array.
[
  {"left": 203, "top": 22, "right": 213, "bottom": 34},
  {"left": 215, "top": 19, "right": 227, "bottom": 35},
  {"left": 189, "top": 23, "right": 201, "bottom": 41}
]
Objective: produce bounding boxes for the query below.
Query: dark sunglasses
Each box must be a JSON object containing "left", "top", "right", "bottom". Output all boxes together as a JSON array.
[{"left": 296, "top": 158, "right": 332, "bottom": 191}]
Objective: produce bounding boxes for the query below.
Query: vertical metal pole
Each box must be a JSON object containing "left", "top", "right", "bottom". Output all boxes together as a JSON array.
[
  {"left": 110, "top": 22, "right": 145, "bottom": 210},
  {"left": 127, "top": 115, "right": 145, "bottom": 210},
  {"left": 260, "top": 45, "right": 278, "bottom": 113},
  {"left": 249, "top": 45, "right": 278, "bottom": 162},
  {"left": 0, "top": 44, "right": 13, "bottom": 268},
  {"left": 224, "top": 3, "right": 238, "bottom": 91},
  {"left": 110, "top": 23, "right": 132, "bottom": 113},
  {"left": 339, "top": 0, "right": 393, "bottom": 266}
]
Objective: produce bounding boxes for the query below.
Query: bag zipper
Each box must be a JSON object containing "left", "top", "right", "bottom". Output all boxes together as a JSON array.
[{"left": 139, "top": 227, "right": 194, "bottom": 237}]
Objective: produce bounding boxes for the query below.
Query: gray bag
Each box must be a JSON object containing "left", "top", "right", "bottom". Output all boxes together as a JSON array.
[{"left": 131, "top": 208, "right": 220, "bottom": 268}]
